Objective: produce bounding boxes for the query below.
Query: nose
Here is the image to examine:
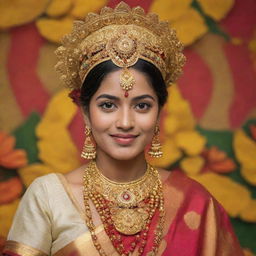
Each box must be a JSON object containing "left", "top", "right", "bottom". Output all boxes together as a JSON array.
[{"left": 116, "top": 106, "right": 134, "bottom": 131}]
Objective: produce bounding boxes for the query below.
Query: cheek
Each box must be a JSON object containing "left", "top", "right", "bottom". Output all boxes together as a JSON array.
[
  {"left": 138, "top": 108, "right": 159, "bottom": 128},
  {"left": 135, "top": 112, "right": 158, "bottom": 137},
  {"left": 89, "top": 106, "right": 113, "bottom": 131},
  {"left": 137, "top": 117, "right": 156, "bottom": 132}
]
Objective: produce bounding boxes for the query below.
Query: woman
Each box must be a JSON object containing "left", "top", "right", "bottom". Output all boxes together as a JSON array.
[{"left": 3, "top": 2, "right": 244, "bottom": 256}]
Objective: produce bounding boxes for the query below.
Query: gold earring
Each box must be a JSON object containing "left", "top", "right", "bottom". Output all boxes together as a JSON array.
[
  {"left": 148, "top": 125, "right": 163, "bottom": 158},
  {"left": 81, "top": 126, "right": 96, "bottom": 160}
]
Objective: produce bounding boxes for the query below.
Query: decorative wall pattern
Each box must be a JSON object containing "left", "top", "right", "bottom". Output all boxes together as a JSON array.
[{"left": 0, "top": 0, "right": 256, "bottom": 254}]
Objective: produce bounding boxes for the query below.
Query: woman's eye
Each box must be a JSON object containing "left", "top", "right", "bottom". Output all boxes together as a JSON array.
[
  {"left": 99, "top": 102, "right": 116, "bottom": 110},
  {"left": 135, "top": 103, "right": 152, "bottom": 111}
]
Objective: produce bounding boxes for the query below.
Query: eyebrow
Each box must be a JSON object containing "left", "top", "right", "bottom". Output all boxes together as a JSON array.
[{"left": 96, "top": 94, "right": 155, "bottom": 101}]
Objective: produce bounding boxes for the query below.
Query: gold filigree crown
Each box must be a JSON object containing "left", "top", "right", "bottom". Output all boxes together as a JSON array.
[{"left": 55, "top": 2, "right": 186, "bottom": 90}]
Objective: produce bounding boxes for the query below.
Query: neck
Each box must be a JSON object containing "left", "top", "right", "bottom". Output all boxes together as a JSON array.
[{"left": 95, "top": 151, "right": 147, "bottom": 183}]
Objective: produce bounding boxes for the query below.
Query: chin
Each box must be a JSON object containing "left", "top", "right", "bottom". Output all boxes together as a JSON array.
[
  {"left": 105, "top": 147, "right": 144, "bottom": 161},
  {"left": 111, "top": 155, "right": 137, "bottom": 161}
]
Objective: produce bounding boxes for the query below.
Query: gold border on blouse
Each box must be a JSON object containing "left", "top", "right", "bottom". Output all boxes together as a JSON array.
[{"left": 3, "top": 240, "right": 47, "bottom": 256}]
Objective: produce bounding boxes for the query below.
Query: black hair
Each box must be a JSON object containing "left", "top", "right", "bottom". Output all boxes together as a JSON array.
[{"left": 80, "top": 59, "right": 168, "bottom": 110}]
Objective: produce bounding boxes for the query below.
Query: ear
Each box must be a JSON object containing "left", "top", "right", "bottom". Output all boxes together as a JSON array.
[
  {"left": 81, "top": 108, "right": 91, "bottom": 128},
  {"left": 156, "top": 108, "right": 162, "bottom": 123}
]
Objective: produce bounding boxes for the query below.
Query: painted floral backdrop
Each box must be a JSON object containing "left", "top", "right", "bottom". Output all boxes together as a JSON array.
[{"left": 0, "top": 0, "right": 256, "bottom": 254}]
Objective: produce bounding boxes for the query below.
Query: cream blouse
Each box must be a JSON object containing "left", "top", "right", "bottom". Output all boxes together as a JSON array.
[{"left": 7, "top": 174, "right": 88, "bottom": 255}]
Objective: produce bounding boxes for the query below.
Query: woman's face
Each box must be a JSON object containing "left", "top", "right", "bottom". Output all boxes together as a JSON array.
[{"left": 86, "top": 68, "right": 159, "bottom": 161}]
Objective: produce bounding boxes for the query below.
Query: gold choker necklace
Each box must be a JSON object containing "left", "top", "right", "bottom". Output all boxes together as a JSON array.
[
  {"left": 93, "top": 162, "right": 158, "bottom": 207},
  {"left": 83, "top": 161, "right": 165, "bottom": 256}
]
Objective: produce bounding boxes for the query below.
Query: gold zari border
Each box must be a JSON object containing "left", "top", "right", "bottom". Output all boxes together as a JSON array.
[{"left": 3, "top": 240, "right": 47, "bottom": 256}]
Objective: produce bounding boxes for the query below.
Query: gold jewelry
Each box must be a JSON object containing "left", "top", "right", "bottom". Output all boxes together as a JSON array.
[
  {"left": 83, "top": 161, "right": 165, "bottom": 256},
  {"left": 81, "top": 127, "right": 96, "bottom": 159},
  {"left": 120, "top": 68, "right": 135, "bottom": 97},
  {"left": 85, "top": 162, "right": 157, "bottom": 234},
  {"left": 55, "top": 2, "right": 186, "bottom": 91},
  {"left": 93, "top": 162, "right": 157, "bottom": 207},
  {"left": 148, "top": 126, "right": 163, "bottom": 158}
]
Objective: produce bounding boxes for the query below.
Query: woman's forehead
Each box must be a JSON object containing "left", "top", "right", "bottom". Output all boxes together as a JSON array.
[{"left": 94, "top": 68, "right": 156, "bottom": 98}]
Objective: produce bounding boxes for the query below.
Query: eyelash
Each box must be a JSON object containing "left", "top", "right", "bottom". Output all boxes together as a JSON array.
[
  {"left": 98, "top": 102, "right": 152, "bottom": 112},
  {"left": 135, "top": 102, "right": 152, "bottom": 111},
  {"left": 98, "top": 102, "right": 116, "bottom": 111}
]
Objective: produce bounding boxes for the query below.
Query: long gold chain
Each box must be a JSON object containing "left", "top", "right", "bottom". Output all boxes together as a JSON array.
[{"left": 83, "top": 161, "right": 165, "bottom": 256}]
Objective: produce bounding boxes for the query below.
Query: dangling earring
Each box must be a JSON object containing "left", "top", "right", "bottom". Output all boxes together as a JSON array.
[
  {"left": 148, "top": 125, "right": 163, "bottom": 158},
  {"left": 81, "top": 126, "right": 96, "bottom": 159}
]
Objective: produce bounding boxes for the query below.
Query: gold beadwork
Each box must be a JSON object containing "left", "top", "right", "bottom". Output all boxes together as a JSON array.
[
  {"left": 148, "top": 126, "right": 163, "bottom": 158},
  {"left": 86, "top": 161, "right": 158, "bottom": 235},
  {"left": 93, "top": 162, "right": 157, "bottom": 207},
  {"left": 55, "top": 2, "right": 186, "bottom": 90},
  {"left": 81, "top": 127, "right": 96, "bottom": 159},
  {"left": 120, "top": 68, "right": 135, "bottom": 96},
  {"left": 83, "top": 161, "right": 165, "bottom": 255},
  {"left": 112, "top": 208, "right": 149, "bottom": 235}
]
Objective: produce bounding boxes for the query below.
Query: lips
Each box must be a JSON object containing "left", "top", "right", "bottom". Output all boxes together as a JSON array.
[
  {"left": 111, "top": 134, "right": 138, "bottom": 138},
  {"left": 110, "top": 134, "right": 138, "bottom": 145}
]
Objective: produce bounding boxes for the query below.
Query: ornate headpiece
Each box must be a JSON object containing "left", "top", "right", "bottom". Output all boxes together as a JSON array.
[{"left": 55, "top": 2, "right": 185, "bottom": 96}]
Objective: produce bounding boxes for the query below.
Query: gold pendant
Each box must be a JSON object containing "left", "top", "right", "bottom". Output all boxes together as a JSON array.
[
  {"left": 120, "top": 68, "right": 135, "bottom": 92},
  {"left": 112, "top": 208, "right": 149, "bottom": 235}
]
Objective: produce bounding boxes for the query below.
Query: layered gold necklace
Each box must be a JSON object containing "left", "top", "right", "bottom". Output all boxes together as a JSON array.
[{"left": 83, "top": 161, "right": 165, "bottom": 256}]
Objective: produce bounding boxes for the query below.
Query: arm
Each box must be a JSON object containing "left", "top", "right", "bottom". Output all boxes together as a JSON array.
[{"left": 2, "top": 177, "right": 52, "bottom": 256}]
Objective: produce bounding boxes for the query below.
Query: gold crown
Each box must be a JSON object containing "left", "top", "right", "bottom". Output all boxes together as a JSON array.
[{"left": 55, "top": 2, "right": 186, "bottom": 90}]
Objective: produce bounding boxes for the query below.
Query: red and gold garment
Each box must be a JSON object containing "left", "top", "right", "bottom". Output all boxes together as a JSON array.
[{"left": 2, "top": 170, "right": 244, "bottom": 256}]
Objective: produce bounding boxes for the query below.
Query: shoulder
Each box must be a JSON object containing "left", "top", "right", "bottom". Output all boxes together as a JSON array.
[
  {"left": 26, "top": 164, "right": 86, "bottom": 190},
  {"left": 160, "top": 168, "right": 213, "bottom": 201},
  {"left": 20, "top": 173, "right": 59, "bottom": 204},
  {"left": 27, "top": 173, "right": 59, "bottom": 192},
  {"left": 63, "top": 164, "right": 87, "bottom": 186},
  {"left": 158, "top": 167, "right": 171, "bottom": 183}
]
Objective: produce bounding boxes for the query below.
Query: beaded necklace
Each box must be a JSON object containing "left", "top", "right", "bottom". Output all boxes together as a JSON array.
[{"left": 83, "top": 161, "right": 165, "bottom": 256}]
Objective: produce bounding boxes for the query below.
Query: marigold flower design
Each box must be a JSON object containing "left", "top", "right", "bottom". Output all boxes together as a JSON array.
[
  {"left": 197, "top": 0, "right": 234, "bottom": 20},
  {"left": 0, "top": 177, "right": 23, "bottom": 205},
  {"left": 191, "top": 172, "right": 251, "bottom": 218},
  {"left": 149, "top": 86, "right": 254, "bottom": 222},
  {"left": 0, "top": 0, "right": 234, "bottom": 45},
  {"left": 148, "top": 85, "right": 206, "bottom": 168},
  {"left": 0, "top": 0, "right": 49, "bottom": 29},
  {"left": 0, "top": 132, "right": 27, "bottom": 169},
  {"left": 243, "top": 248, "right": 255, "bottom": 256},
  {"left": 0, "top": 199, "right": 20, "bottom": 237},
  {"left": 36, "top": 16, "right": 74, "bottom": 43},
  {"left": 18, "top": 89, "right": 81, "bottom": 187},
  {"left": 202, "top": 146, "right": 236, "bottom": 174},
  {"left": 46, "top": 0, "right": 72, "bottom": 17},
  {"left": 180, "top": 146, "right": 236, "bottom": 176},
  {"left": 234, "top": 129, "right": 256, "bottom": 186},
  {"left": 150, "top": 0, "right": 234, "bottom": 45}
]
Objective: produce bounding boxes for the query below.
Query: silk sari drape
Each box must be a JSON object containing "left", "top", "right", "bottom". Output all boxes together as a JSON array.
[{"left": 3, "top": 170, "right": 244, "bottom": 256}]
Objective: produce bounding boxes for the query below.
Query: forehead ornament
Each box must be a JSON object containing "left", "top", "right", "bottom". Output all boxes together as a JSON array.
[
  {"left": 55, "top": 2, "right": 186, "bottom": 97},
  {"left": 120, "top": 68, "right": 135, "bottom": 97},
  {"left": 107, "top": 32, "right": 137, "bottom": 97}
]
